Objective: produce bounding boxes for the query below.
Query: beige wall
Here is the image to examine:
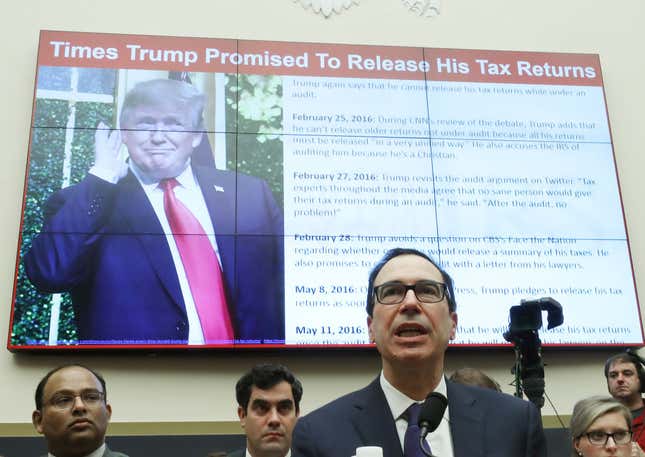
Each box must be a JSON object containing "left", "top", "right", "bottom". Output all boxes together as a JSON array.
[{"left": 1, "top": 0, "right": 644, "bottom": 430}]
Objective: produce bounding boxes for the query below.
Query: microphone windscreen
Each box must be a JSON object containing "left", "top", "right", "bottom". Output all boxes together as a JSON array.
[{"left": 418, "top": 392, "right": 448, "bottom": 434}]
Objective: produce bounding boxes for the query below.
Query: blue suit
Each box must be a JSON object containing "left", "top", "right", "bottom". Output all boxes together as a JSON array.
[
  {"left": 292, "top": 377, "right": 547, "bottom": 457},
  {"left": 24, "top": 166, "right": 284, "bottom": 344}
]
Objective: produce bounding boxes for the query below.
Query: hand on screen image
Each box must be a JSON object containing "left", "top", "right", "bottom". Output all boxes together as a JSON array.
[{"left": 92, "top": 121, "right": 128, "bottom": 182}]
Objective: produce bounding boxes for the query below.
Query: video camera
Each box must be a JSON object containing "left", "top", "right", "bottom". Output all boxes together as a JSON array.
[
  {"left": 504, "top": 297, "right": 564, "bottom": 336},
  {"left": 503, "top": 297, "right": 563, "bottom": 408}
]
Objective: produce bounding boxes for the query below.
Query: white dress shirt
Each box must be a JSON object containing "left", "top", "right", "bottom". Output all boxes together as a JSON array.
[
  {"left": 379, "top": 371, "right": 455, "bottom": 457},
  {"left": 246, "top": 448, "right": 291, "bottom": 457}
]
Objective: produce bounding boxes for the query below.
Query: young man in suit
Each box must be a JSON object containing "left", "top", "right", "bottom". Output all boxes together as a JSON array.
[
  {"left": 230, "top": 364, "right": 302, "bottom": 457},
  {"left": 25, "top": 78, "right": 284, "bottom": 345},
  {"left": 32, "top": 364, "right": 128, "bottom": 457},
  {"left": 292, "top": 248, "right": 547, "bottom": 457}
]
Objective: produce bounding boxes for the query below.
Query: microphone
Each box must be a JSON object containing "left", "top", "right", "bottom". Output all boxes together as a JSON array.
[
  {"left": 419, "top": 392, "right": 448, "bottom": 438},
  {"left": 418, "top": 392, "right": 448, "bottom": 457}
]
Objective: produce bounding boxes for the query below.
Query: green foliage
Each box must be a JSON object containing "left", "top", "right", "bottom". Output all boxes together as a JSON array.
[
  {"left": 71, "top": 103, "right": 112, "bottom": 184},
  {"left": 12, "top": 100, "right": 113, "bottom": 346},
  {"left": 225, "top": 74, "right": 284, "bottom": 207}
]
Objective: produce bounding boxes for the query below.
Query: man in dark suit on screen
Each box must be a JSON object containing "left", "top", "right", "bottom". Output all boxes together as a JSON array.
[
  {"left": 24, "top": 78, "right": 284, "bottom": 345},
  {"left": 292, "top": 248, "right": 546, "bottom": 457}
]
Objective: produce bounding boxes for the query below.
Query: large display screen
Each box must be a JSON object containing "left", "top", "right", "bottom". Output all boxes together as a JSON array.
[{"left": 7, "top": 30, "right": 643, "bottom": 350}]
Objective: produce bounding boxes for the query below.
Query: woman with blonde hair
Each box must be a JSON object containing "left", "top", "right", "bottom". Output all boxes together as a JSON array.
[{"left": 570, "top": 396, "right": 644, "bottom": 457}]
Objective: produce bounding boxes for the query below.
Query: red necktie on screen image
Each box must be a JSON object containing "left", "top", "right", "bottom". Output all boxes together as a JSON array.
[
  {"left": 161, "top": 178, "right": 234, "bottom": 343},
  {"left": 404, "top": 403, "right": 430, "bottom": 457}
]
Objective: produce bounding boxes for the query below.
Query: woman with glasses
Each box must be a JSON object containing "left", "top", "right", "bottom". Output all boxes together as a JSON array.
[{"left": 571, "top": 396, "right": 644, "bottom": 457}]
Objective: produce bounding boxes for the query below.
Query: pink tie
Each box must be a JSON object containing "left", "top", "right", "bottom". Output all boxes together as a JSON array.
[{"left": 160, "top": 178, "right": 234, "bottom": 343}]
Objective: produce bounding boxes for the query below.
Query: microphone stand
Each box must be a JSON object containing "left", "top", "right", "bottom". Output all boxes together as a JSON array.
[{"left": 418, "top": 432, "right": 437, "bottom": 457}]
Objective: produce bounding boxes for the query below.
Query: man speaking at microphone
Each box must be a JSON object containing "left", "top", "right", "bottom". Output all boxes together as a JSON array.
[{"left": 292, "top": 248, "right": 546, "bottom": 457}]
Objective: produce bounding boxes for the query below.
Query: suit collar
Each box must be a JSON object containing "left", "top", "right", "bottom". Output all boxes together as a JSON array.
[
  {"left": 193, "top": 165, "right": 236, "bottom": 235},
  {"left": 447, "top": 380, "right": 485, "bottom": 457},
  {"left": 349, "top": 377, "right": 404, "bottom": 457},
  {"left": 118, "top": 172, "right": 184, "bottom": 312},
  {"left": 47, "top": 442, "right": 106, "bottom": 457}
]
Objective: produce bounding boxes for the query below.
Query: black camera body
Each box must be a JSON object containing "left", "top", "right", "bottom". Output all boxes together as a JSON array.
[
  {"left": 504, "top": 297, "right": 564, "bottom": 338},
  {"left": 503, "top": 297, "right": 563, "bottom": 409}
]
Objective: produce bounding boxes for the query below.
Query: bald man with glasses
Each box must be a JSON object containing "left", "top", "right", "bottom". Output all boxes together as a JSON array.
[{"left": 32, "top": 364, "right": 128, "bottom": 457}]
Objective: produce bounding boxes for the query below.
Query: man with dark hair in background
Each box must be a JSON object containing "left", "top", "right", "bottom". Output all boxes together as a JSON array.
[
  {"left": 449, "top": 367, "right": 502, "bottom": 392},
  {"left": 32, "top": 364, "right": 128, "bottom": 457},
  {"left": 25, "top": 78, "right": 284, "bottom": 345},
  {"left": 605, "top": 351, "right": 645, "bottom": 448},
  {"left": 292, "top": 247, "right": 546, "bottom": 457},
  {"left": 230, "top": 363, "right": 303, "bottom": 457}
]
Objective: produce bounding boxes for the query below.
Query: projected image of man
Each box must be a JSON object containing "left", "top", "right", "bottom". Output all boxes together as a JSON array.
[{"left": 25, "top": 78, "right": 284, "bottom": 345}]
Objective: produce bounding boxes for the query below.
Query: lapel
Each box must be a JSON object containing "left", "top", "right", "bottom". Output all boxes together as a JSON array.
[
  {"left": 447, "top": 380, "right": 485, "bottom": 457},
  {"left": 193, "top": 166, "right": 236, "bottom": 232},
  {"left": 193, "top": 166, "right": 237, "bottom": 278},
  {"left": 350, "top": 377, "right": 404, "bottom": 457},
  {"left": 117, "top": 173, "right": 184, "bottom": 312}
]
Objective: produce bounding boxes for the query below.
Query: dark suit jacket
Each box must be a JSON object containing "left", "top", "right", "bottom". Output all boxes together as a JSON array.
[
  {"left": 24, "top": 166, "right": 284, "bottom": 344},
  {"left": 291, "top": 377, "right": 547, "bottom": 457}
]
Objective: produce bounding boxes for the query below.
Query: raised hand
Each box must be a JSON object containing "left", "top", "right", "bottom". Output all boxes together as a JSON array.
[{"left": 94, "top": 121, "right": 128, "bottom": 181}]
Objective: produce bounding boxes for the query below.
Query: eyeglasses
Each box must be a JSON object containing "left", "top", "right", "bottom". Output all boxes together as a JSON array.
[
  {"left": 373, "top": 280, "right": 448, "bottom": 305},
  {"left": 47, "top": 390, "right": 105, "bottom": 410},
  {"left": 583, "top": 430, "right": 632, "bottom": 446}
]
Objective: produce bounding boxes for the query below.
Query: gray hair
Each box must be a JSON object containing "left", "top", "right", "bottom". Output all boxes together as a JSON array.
[
  {"left": 569, "top": 396, "right": 631, "bottom": 457},
  {"left": 119, "top": 78, "right": 205, "bottom": 130}
]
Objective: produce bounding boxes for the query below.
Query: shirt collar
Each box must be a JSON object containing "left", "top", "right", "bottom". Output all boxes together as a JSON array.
[
  {"left": 131, "top": 161, "right": 198, "bottom": 192},
  {"left": 380, "top": 370, "right": 448, "bottom": 420},
  {"left": 246, "top": 448, "right": 291, "bottom": 457},
  {"left": 49, "top": 442, "right": 106, "bottom": 457}
]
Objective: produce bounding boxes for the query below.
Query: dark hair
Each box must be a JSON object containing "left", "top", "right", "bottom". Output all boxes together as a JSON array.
[
  {"left": 449, "top": 367, "right": 501, "bottom": 392},
  {"left": 365, "top": 247, "right": 456, "bottom": 317},
  {"left": 235, "top": 364, "right": 303, "bottom": 413},
  {"left": 35, "top": 364, "right": 107, "bottom": 410},
  {"left": 604, "top": 352, "right": 645, "bottom": 392}
]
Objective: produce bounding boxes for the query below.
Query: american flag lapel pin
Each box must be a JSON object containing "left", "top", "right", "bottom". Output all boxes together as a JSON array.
[{"left": 213, "top": 185, "right": 225, "bottom": 192}]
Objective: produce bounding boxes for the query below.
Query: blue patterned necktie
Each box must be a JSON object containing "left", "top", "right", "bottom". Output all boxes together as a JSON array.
[{"left": 403, "top": 403, "right": 430, "bottom": 457}]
